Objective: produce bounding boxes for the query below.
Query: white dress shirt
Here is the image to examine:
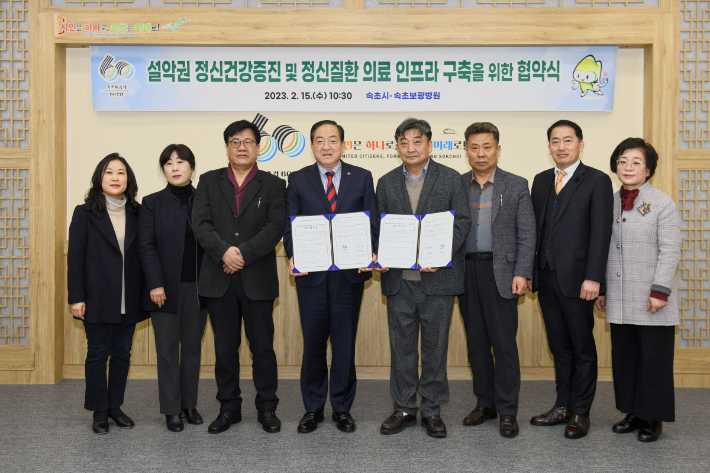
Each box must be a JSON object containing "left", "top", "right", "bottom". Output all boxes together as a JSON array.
[{"left": 554, "top": 158, "right": 581, "bottom": 190}]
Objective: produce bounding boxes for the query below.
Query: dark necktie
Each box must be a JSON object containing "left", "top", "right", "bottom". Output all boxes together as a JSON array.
[{"left": 326, "top": 171, "right": 337, "bottom": 213}]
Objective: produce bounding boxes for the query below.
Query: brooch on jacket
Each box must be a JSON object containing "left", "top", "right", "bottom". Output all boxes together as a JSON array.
[{"left": 637, "top": 202, "right": 651, "bottom": 216}]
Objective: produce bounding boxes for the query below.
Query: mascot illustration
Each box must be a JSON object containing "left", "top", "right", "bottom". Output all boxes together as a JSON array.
[{"left": 572, "top": 55, "right": 608, "bottom": 97}]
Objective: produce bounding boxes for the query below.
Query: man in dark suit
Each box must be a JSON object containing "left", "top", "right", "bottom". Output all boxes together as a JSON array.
[
  {"left": 193, "top": 120, "right": 286, "bottom": 434},
  {"left": 528, "top": 119, "right": 613, "bottom": 439},
  {"left": 283, "top": 120, "right": 378, "bottom": 434},
  {"left": 458, "top": 122, "right": 536, "bottom": 438},
  {"left": 376, "top": 118, "right": 471, "bottom": 438}
]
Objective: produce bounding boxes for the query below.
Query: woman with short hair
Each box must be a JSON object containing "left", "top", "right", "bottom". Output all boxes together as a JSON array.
[
  {"left": 596, "top": 138, "right": 681, "bottom": 442},
  {"left": 68, "top": 153, "right": 147, "bottom": 434},
  {"left": 138, "top": 144, "right": 207, "bottom": 432}
]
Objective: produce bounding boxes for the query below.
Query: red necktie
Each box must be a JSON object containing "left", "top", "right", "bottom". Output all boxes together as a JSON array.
[{"left": 326, "top": 171, "right": 337, "bottom": 213}]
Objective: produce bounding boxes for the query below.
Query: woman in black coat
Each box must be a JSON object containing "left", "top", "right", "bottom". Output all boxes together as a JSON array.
[
  {"left": 67, "top": 153, "right": 147, "bottom": 435},
  {"left": 138, "top": 144, "right": 207, "bottom": 432}
]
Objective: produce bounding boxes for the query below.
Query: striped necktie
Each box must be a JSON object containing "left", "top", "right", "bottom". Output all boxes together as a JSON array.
[
  {"left": 326, "top": 171, "right": 337, "bottom": 212},
  {"left": 555, "top": 170, "right": 567, "bottom": 195}
]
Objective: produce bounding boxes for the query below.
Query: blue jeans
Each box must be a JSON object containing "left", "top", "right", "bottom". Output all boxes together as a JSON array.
[{"left": 83, "top": 320, "right": 136, "bottom": 411}]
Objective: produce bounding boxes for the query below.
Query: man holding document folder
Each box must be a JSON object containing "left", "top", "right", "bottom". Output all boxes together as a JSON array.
[
  {"left": 283, "top": 120, "right": 379, "bottom": 434},
  {"left": 375, "top": 118, "right": 471, "bottom": 438}
]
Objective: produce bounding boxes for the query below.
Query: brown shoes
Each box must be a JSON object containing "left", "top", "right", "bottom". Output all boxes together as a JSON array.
[
  {"left": 500, "top": 415, "right": 519, "bottom": 438},
  {"left": 463, "top": 405, "right": 498, "bottom": 426},
  {"left": 564, "top": 414, "right": 590, "bottom": 439},
  {"left": 380, "top": 410, "right": 417, "bottom": 435},
  {"left": 421, "top": 415, "right": 447, "bottom": 438},
  {"left": 530, "top": 405, "right": 572, "bottom": 426}
]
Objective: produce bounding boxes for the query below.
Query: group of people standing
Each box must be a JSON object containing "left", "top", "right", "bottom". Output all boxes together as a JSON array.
[{"left": 67, "top": 117, "right": 680, "bottom": 444}]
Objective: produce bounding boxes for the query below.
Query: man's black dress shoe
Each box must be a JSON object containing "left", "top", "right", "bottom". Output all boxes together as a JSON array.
[
  {"left": 182, "top": 408, "right": 203, "bottom": 425},
  {"left": 107, "top": 407, "right": 134, "bottom": 429},
  {"left": 297, "top": 412, "right": 324, "bottom": 434},
  {"left": 92, "top": 410, "right": 109, "bottom": 435},
  {"left": 258, "top": 410, "right": 281, "bottom": 433},
  {"left": 638, "top": 420, "right": 662, "bottom": 442},
  {"left": 421, "top": 415, "right": 447, "bottom": 438},
  {"left": 613, "top": 413, "right": 642, "bottom": 434},
  {"left": 332, "top": 412, "right": 355, "bottom": 433},
  {"left": 166, "top": 414, "right": 184, "bottom": 432},
  {"left": 500, "top": 415, "right": 519, "bottom": 438},
  {"left": 208, "top": 411, "right": 242, "bottom": 434}
]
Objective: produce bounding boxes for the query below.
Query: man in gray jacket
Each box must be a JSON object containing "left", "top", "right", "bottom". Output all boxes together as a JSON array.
[
  {"left": 376, "top": 118, "right": 471, "bottom": 438},
  {"left": 458, "top": 122, "right": 536, "bottom": 438}
]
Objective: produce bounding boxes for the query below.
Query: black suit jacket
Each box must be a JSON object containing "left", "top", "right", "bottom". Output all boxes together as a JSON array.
[
  {"left": 67, "top": 202, "right": 148, "bottom": 325},
  {"left": 138, "top": 186, "right": 205, "bottom": 313},
  {"left": 530, "top": 161, "right": 613, "bottom": 298},
  {"left": 283, "top": 161, "right": 379, "bottom": 287},
  {"left": 192, "top": 167, "right": 286, "bottom": 300}
]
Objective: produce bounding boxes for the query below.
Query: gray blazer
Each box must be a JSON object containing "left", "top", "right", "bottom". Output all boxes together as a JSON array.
[
  {"left": 461, "top": 167, "right": 536, "bottom": 299},
  {"left": 376, "top": 159, "right": 471, "bottom": 297},
  {"left": 605, "top": 182, "right": 681, "bottom": 326}
]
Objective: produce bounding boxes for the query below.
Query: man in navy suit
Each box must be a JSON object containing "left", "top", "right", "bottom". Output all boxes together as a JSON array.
[{"left": 283, "top": 120, "right": 379, "bottom": 434}]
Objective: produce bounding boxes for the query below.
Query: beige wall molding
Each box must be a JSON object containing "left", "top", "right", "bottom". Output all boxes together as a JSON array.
[{"left": 3, "top": 0, "right": 707, "bottom": 387}]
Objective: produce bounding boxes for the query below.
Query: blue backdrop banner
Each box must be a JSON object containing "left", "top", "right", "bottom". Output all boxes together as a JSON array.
[{"left": 90, "top": 46, "right": 618, "bottom": 112}]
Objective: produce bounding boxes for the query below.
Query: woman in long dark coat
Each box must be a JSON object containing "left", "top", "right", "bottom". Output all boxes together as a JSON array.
[
  {"left": 68, "top": 153, "right": 147, "bottom": 434},
  {"left": 139, "top": 144, "right": 207, "bottom": 432}
]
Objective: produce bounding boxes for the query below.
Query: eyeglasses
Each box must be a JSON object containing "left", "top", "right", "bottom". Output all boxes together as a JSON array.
[
  {"left": 616, "top": 159, "right": 646, "bottom": 169},
  {"left": 228, "top": 139, "right": 255, "bottom": 149}
]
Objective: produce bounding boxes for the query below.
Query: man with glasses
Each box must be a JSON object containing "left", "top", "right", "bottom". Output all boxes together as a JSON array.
[
  {"left": 193, "top": 120, "right": 286, "bottom": 434},
  {"left": 283, "top": 120, "right": 378, "bottom": 434}
]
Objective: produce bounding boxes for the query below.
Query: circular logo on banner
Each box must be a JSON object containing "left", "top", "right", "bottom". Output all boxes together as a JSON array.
[
  {"left": 281, "top": 131, "right": 306, "bottom": 158},
  {"left": 102, "top": 66, "right": 119, "bottom": 81},
  {"left": 99, "top": 54, "right": 135, "bottom": 83},
  {"left": 273, "top": 125, "right": 306, "bottom": 159},
  {"left": 257, "top": 135, "right": 278, "bottom": 162},
  {"left": 119, "top": 63, "right": 135, "bottom": 80}
]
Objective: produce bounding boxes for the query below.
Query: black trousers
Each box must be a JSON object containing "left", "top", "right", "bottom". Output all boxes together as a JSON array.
[
  {"left": 207, "top": 272, "right": 278, "bottom": 413},
  {"left": 459, "top": 259, "right": 521, "bottom": 416},
  {"left": 537, "top": 266, "right": 597, "bottom": 417},
  {"left": 297, "top": 271, "right": 364, "bottom": 413},
  {"left": 611, "top": 323, "right": 675, "bottom": 422},
  {"left": 151, "top": 282, "right": 208, "bottom": 415},
  {"left": 83, "top": 320, "right": 136, "bottom": 412}
]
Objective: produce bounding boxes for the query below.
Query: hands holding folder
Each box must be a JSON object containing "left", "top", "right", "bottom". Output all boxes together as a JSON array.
[{"left": 373, "top": 211, "right": 455, "bottom": 274}]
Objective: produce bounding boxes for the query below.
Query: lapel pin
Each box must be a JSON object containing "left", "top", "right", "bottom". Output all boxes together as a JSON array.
[
  {"left": 347, "top": 172, "right": 351, "bottom": 175},
  {"left": 574, "top": 176, "right": 581, "bottom": 182},
  {"left": 637, "top": 202, "right": 651, "bottom": 216}
]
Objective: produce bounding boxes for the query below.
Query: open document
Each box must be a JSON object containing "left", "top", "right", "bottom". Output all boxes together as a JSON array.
[
  {"left": 417, "top": 211, "right": 455, "bottom": 269},
  {"left": 376, "top": 211, "right": 454, "bottom": 269},
  {"left": 292, "top": 212, "right": 373, "bottom": 273}
]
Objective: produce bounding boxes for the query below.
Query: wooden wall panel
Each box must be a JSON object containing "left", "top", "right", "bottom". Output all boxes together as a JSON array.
[{"left": 11, "top": 1, "right": 708, "bottom": 387}]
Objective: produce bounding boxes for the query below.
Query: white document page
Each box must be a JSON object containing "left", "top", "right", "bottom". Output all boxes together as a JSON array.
[
  {"left": 417, "top": 211, "right": 455, "bottom": 269},
  {"left": 292, "top": 215, "right": 333, "bottom": 273},
  {"left": 376, "top": 214, "right": 420, "bottom": 269},
  {"left": 331, "top": 212, "right": 373, "bottom": 270}
]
